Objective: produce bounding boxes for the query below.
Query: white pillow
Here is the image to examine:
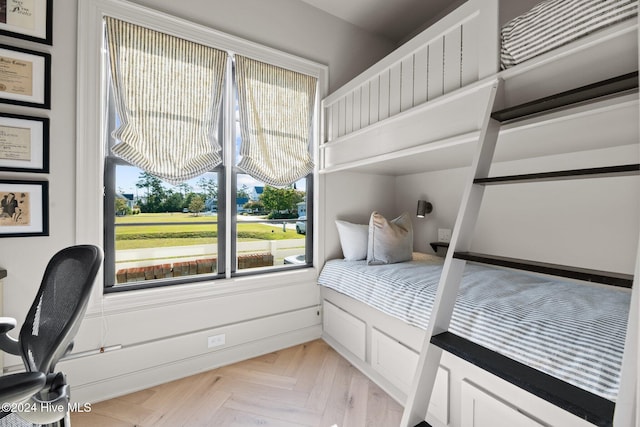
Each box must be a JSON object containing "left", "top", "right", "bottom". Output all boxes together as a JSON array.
[
  {"left": 335, "top": 220, "right": 368, "bottom": 261},
  {"left": 367, "top": 212, "right": 413, "bottom": 265}
]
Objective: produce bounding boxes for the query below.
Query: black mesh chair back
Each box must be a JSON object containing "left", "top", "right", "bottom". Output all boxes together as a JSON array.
[{"left": 18, "top": 245, "right": 102, "bottom": 375}]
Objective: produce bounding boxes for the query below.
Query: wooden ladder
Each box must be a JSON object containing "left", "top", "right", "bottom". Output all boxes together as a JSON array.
[{"left": 400, "top": 72, "right": 640, "bottom": 427}]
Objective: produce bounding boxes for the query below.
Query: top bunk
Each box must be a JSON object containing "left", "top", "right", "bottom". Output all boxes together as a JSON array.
[{"left": 319, "top": 0, "right": 639, "bottom": 176}]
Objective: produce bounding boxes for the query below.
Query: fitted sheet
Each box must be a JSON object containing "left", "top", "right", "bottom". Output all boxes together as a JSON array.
[{"left": 318, "top": 258, "right": 630, "bottom": 401}]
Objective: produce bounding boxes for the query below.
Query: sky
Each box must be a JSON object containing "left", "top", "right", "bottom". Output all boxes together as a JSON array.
[
  {"left": 116, "top": 165, "right": 270, "bottom": 197},
  {"left": 116, "top": 155, "right": 308, "bottom": 198}
]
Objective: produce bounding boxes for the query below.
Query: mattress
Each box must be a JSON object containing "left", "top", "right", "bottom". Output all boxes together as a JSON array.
[
  {"left": 501, "top": 0, "right": 638, "bottom": 69},
  {"left": 318, "top": 258, "right": 630, "bottom": 401}
]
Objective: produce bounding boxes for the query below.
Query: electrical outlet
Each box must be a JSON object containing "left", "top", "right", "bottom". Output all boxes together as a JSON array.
[
  {"left": 207, "top": 334, "right": 226, "bottom": 348},
  {"left": 438, "top": 228, "right": 452, "bottom": 243}
]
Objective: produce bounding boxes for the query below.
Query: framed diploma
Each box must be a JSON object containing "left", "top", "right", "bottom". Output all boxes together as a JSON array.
[
  {"left": 0, "top": 179, "right": 48, "bottom": 237},
  {"left": 0, "top": 44, "right": 50, "bottom": 109},
  {"left": 0, "top": 113, "right": 48, "bottom": 173},
  {"left": 0, "top": 0, "right": 52, "bottom": 45}
]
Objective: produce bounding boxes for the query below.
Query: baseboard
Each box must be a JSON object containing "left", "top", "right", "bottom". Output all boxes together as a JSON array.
[
  {"left": 63, "top": 307, "right": 322, "bottom": 404},
  {"left": 71, "top": 325, "right": 321, "bottom": 404}
]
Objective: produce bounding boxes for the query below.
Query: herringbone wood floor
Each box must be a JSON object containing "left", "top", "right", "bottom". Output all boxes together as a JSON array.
[{"left": 70, "top": 340, "right": 403, "bottom": 426}]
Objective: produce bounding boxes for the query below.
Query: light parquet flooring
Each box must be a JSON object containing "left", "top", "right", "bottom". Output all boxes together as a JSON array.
[{"left": 70, "top": 340, "right": 403, "bottom": 427}]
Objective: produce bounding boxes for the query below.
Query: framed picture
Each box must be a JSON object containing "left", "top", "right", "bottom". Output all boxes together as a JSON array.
[
  {"left": 0, "top": 0, "right": 52, "bottom": 45},
  {"left": 0, "top": 113, "right": 48, "bottom": 173},
  {"left": 0, "top": 179, "right": 48, "bottom": 237},
  {"left": 0, "top": 44, "right": 50, "bottom": 109}
]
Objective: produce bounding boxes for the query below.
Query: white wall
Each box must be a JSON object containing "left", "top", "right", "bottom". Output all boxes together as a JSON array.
[
  {"left": 498, "top": 0, "right": 541, "bottom": 26},
  {"left": 323, "top": 145, "right": 640, "bottom": 275},
  {"left": 323, "top": 171, "right": 397, "bottom": 260},
  {"left": 396, "top": 144, "right": 640, "bottom": 274},
  {"left": 395, "top": 168, "right": 466, "bottom": 255},
  {"left": 129, "top": 0, "right": 395, "bottom": 93},
  {"left": 0, "top": 0, "right": 396, "bottom": 403},
  {"left": 1, "top": 1, "right": 80, "bottom": 345}
]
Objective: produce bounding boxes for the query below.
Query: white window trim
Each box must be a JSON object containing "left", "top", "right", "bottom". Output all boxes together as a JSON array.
[{"left": 76, "top": 0, "right": 328, "bottom": 314}]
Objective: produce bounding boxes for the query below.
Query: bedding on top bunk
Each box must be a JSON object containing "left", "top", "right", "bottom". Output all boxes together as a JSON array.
[
  {"left": 500, "top": 0, "right": 638, "bottom": 69},
  {"left": 318, "top": 257, "right": 630, "bottom": 401}
]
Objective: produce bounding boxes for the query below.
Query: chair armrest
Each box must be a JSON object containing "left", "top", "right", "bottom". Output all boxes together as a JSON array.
[
  {"left": 0, "top": 317, "right": 19, "bottom": 355},
  {"left": 0, "top": 372, "right": 46, "bottom": 404},
  {"left": 0, "top": 317, "right": 15, "bottom": 334}
]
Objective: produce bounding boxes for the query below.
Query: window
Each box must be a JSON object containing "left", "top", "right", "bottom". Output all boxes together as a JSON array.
[
  {"left": 103, "top": 157, "right": 226, "bottom": 289},
  {"left": 89, "top": 8, "right": 324, "bottom": 292}
]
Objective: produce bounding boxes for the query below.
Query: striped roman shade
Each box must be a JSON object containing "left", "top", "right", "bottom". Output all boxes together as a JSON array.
[
  {"left": 105, "top": 17, "right": 228, "bottom": 184},
  {"left": 501, "top": 0, "right": 638, "bottom": 69},
  {"left": 235, "top": 55, "right": 317, "bottom": 187}
]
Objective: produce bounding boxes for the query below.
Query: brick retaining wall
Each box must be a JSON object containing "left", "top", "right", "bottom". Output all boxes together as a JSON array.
[{"left": 115, "top": 254, "right": 274, "bottom": 284}]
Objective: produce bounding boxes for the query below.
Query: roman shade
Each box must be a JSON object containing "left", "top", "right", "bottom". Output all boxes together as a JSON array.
[
  {"left": 235, "top": 55, "right": 317, "bottom": 187},
  {"left": 105, "top": 17, "right": 228, "bottom": 184}
]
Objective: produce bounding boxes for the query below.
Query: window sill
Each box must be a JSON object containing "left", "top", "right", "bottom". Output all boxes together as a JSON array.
[{"left": 86, "top": 266, "right": 319, "bottom": 316}]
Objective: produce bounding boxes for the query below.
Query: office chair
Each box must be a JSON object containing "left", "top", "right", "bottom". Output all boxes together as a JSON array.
[{"left": 0, "top": 245, "right": 103, "bottom": 426}]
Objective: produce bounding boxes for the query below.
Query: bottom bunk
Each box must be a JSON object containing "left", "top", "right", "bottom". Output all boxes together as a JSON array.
[{"left": 318, "top": 255, "right": 630, "bottom": 427}]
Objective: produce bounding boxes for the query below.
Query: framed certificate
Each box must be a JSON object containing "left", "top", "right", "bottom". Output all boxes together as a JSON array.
[
  {"left": 0, "top": 113, "right": 49, "bottom": 173},
  {"left": 0, "top": 0, "right": 52, "bottom": 45},
  {"left": 0, "top": 179, "right": 48, "bottom": 237},
  {"left": 0, "top": 44, "right": 50, "bottom": 109}
]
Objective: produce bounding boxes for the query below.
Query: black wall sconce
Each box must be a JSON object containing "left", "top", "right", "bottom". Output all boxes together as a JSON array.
[{"left": 416, "top": 200, "right": 433, "bottom": 218}]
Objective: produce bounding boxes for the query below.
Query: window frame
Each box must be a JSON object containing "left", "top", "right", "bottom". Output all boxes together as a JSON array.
[
  {"left": 77, "top": 0, "right": 327, "bottom": 300},
  {"left": 230, "top": 171, "right": 314, "bottom": 277},
  {"left": 103, "top": 160, "right": 228, "bottom": 293}
]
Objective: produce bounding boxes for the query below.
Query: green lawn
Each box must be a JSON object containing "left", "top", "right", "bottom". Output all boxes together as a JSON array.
[
  {"left": 116, "top": 212, "right": 215, "bottom": 224},
  {"left": 115, "top": 213, "right": 303, "bottom": 250},
  {"left": 116, "top": 237, "right": 216, "bottom": 250}
]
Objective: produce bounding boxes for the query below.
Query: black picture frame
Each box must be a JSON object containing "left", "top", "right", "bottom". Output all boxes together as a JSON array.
[
  {"left": 0, "top": 112, "right": 49, "bottom": 173},
  {"left": 0, "top": 179, "right": 48, "bottom": 237},
  {"left": 0, "top": 0, "right": 53, "bottom": 45},
  {"left": 0, "top": 44, "right": 51, "bottom": 109}
]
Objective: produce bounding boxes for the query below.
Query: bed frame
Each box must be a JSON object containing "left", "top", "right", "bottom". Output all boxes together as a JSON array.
[
  {"left": 321, "top": 285, "right": 603, "bottom": 427},
  {"left": 319, "top": 0, "right": 638, "bottom": 176},
  {"left": 318, "top": 1, "right": 639, "bottom": 426}
]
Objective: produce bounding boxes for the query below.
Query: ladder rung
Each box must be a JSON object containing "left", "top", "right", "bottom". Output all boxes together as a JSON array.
[
  {"left": 474, "top": 164, "right": 640, "bottom": 185},
  {"left": 430, "top": 332, "right": 614, "bottom": 427},
  {"left": 453, "top": 252, "right": 633, "bottom": 288},
  {"left": 492, "top": 71, "right": 639, "bottom": 122}
]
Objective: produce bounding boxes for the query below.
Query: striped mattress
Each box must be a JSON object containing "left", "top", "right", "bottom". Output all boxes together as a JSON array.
[
  {"left": 501, "top": 0, "right": 638, "bottom": 69},
  {"left": 318, "top": 258, "right": 630, "bottom": 401}
]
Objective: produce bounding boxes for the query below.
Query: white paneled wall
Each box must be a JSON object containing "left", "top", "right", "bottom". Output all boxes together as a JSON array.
[
  {"left": 322, "top": 0, "right": 500, "bottom": 147},
  {"left": 325, "top": 23, "right": 481, "bottom": 143}
]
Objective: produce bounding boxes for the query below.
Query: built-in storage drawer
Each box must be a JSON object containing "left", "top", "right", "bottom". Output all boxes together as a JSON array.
[
  {"left": 461, "top": 380, "right": 544, "bottom": 427},
  {"left": 371, "top": 328, "right": 449, "bottom": 425},
  {"left": 371, "top": 328, "right": 419, "bottom": 392},
  {"left": 323, "top": 300, "right": 366, "bottom": 361}
]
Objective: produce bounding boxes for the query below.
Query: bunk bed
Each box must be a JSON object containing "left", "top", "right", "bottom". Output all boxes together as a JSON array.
[
  {"left": 320, "top": 0, "right": 638, "bottom": 175},
  {"left": 318, "top": 0, "right": 639, "bottom": 426},
  {"left": 320, "top": 254, "right": 633, "bottom": 404}
]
